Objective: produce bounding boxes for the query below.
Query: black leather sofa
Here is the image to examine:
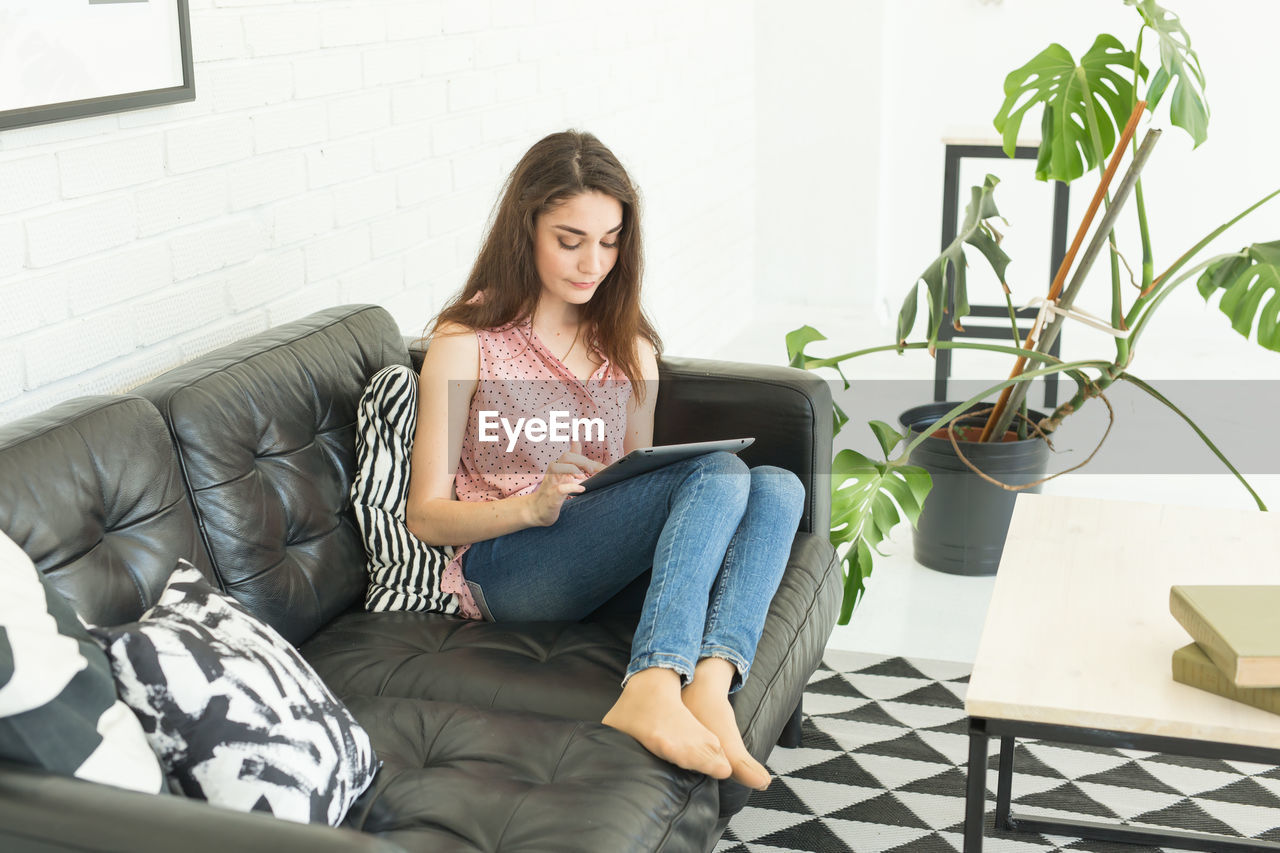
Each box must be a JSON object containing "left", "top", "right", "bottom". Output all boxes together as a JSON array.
[{"left": 0, "top": 304, "right": 840, "bottom": 853}]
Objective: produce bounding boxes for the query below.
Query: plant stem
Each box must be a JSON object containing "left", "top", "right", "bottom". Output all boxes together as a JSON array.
[
  {"left": 1125, "top": 254, "right": 1228, "bottom": 351},
  {"left": 1003, "top": 290, "right": 1021, "bottom": 347},
  {"left": 1109, "top": 228, "right": 1127, "bottom": 360},
  {"left": 805, "top": 339, "right": 1073, "bottom": 370},
  {"left": 1125, "top": 186, "right": 1280, "bottom": 327},
  {"left": 1132, "top": 26, "right": 1145, "bottom": 96},
  {"left": 1134, "top": 178, "right": 1154, "bottom": 291},
  {"left": 1118, "top": 372, "right": 1267, "bottom": 511},
  {"left": 1114, "top": 176, "right": 1149, "bottom": 367},
  {"left": 1043, "top": 364, "right": 1123, "bottom": 433},
  {"left": 1126, "top": 24, "right": 1151, "bottom": 367}
]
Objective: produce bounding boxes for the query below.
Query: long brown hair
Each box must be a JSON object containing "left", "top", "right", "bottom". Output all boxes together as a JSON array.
[{"left": 432, "top": 130, "right": 661, "bottom": 397}]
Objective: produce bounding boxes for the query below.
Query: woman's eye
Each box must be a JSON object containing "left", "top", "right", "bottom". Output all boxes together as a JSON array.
[{"left": 557, "top": 239, "right": 619, "bottom": 250}]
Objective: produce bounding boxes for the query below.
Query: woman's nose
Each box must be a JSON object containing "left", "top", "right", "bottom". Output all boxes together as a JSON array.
[{"left": 579, "top": 246, "right": 603, "bottom": 275}]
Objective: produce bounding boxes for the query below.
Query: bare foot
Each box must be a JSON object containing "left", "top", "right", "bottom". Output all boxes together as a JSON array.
[
  {"left": 682, "top": 658, "right": 771, "bottom": 791},
  {"left": 602, "top": 667, "right": 732, "bottom": 779}
]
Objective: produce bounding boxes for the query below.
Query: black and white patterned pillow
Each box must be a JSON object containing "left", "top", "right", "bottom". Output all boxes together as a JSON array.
[
  {"left": 89, "top": 561, "right": 378, "bottom": 825},
  {"left": 351, "top": 364, "right": 460, "bottom": 614},
  {"left": 0, "top": 529, "right": 165, "bottom": 794}
]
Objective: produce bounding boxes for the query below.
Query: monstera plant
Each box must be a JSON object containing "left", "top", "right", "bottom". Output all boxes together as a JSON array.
[{"left": 789, "top": 0, "right": 1280, "bottom": 624}]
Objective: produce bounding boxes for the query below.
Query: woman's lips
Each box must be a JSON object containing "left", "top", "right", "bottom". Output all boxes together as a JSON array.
[{"left": 570, "top": 281, "right": 596, "bottom": 290}]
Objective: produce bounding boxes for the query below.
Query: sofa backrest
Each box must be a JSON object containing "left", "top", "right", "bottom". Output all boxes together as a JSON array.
[
  {"left": 136, "top": 305, "right": 410, "bottom": 645},
  {"left": 0, "top": 396, "right": 214, "bottom": 626}
]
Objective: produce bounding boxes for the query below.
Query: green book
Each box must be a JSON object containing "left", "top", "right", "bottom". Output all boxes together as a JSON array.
[
  {"left": 1169, "top": 585, "right": 1280, "bottom": 688},
  {"left": 1171, "top": 643, "right": 1280, "bottom": 716}
]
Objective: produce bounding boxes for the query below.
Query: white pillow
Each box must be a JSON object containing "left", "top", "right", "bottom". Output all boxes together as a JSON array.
[
  {"left": 89, "top": 561, "right": 378, "bottom": 825},
  {"left": 0, "top": 529, "right": 165, "bottom": 794}
]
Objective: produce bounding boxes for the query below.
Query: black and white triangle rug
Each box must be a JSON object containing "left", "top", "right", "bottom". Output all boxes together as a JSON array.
[{"left": 720, "top": 650, "right": 1280, "bottom": 853}]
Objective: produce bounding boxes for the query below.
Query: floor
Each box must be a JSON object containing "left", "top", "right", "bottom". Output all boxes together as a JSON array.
[{"left": 703, "top": 301, "right": 1280, "bottom": 665}]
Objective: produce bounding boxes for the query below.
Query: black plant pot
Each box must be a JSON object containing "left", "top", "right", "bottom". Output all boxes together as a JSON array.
[{"left": 899, "top": 402, "right": 1051, "bottom": 576}]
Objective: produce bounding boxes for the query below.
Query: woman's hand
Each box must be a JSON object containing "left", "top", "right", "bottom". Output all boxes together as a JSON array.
[{"left": 528, "top": 441, "right": 605, "bottom": 527}]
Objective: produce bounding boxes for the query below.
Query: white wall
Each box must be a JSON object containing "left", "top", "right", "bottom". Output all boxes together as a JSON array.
[
  {"left": 754, "top": 0, "right": 882, "bottom": 308},
  {"left": 0, "top": 0, "right": 756, "bottom": 424}
]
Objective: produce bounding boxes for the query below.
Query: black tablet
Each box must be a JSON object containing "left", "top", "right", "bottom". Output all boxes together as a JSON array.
[{"left": 578, "top": 438, "right": 755, "bottom": 492}]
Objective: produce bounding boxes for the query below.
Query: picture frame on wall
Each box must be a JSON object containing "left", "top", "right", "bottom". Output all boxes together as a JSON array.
[{"left": 0, "top": 0, "right": 195, "bottom": 131}]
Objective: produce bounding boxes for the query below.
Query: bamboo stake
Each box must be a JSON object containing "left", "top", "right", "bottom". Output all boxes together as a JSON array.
[
  {"left": 985, "top": 127, "right": 1162, "bottom": 440},
  {"left": 977, "top": 100, "right": 1148, "bottom": 442}
]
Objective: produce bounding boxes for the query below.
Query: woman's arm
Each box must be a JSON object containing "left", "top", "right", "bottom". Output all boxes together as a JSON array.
[
  {"left": 623, "top": 337, "right": 660, "bottom": 454},
  {"left": 405, "top": 324, "right": 602, "bottom": 546}
]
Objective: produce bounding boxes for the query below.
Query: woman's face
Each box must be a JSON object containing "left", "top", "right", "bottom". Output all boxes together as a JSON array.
[{"left": 532, "top": 191, "right": 623, "bottom": 309}]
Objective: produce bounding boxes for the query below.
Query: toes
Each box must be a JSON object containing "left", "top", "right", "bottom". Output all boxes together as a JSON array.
[
  {"left": 698, "top": 742, "right": 732, "bottom": 779},
  {"left": 728, "top": 755, "right": 770, "bottom": 790},
  {"left": 605, "top": 704, "right": 735, "bottom": 780}
]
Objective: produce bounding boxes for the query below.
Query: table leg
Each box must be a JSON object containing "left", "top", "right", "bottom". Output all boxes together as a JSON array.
[
  {"left": 963, "top": 719, "right": 989, "bottom": 853},
  {"left": 994, "top": 736, "right": 1015, "bottom": 830},
  {"left": 980, "top": 717, "right": 1280, "bottom": 851}
]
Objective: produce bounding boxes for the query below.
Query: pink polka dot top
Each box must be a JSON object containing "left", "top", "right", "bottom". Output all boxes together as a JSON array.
[{"left": 441, "top": 317, "right": 633, "bottom": 619}]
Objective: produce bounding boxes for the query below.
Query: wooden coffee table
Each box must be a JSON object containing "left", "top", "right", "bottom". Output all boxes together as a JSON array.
[{"left": 962, "top": 493, "right": 1280, "bottom": 851}]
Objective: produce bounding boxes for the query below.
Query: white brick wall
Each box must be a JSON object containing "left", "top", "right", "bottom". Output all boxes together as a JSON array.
[
  {"left": 25, "top": 197, "right": 138, "bottom": 267},
  {"left": 269, "top": 192, "right": 335, "bottom": 246},
  {"left": 137, "top": 171, "right": 229, "bottom": 236},
  {"left": 0, "top": 222, "right": 24, "bottom": 278},
  {"left": 0, "top": 0, "right": 757, "bottom": 424},
  {"left": 166, "top": 117, "right": 255, "bottom": 173},
  {"left": 65, "top": 244, "right": 173, "bottom": 315},
  {"left": 0, "top": 156, "right": 59, "bottom": 214}
]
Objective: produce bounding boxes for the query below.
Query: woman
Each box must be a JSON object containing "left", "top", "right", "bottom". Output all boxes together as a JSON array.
[{"left": 404, "top": 130, "right": 803, "bottom": 791}]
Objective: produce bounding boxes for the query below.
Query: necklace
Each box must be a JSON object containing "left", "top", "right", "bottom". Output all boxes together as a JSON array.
[
  {"left": 555, "top": 325, "right": 580, "bottom": 363},
  {"left": 532, "top": 310, "right": 582, "bottom": 363}
]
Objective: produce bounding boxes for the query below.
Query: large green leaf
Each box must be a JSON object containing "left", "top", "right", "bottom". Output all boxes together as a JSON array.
[
  {"left": 1197, "top": 241, "right": 1280, "bottom": 351},
  {"left": 832, "top": 400, "right": 850, "bottom": 439},
  {"left": 994, "top": 34, "right": 1145, "bottom": 183},
  {"left": 897, "top": 175, "right": 1010, "bottom": 351},
  {"left": 786, "top": 324, "right": 852, "bottom": 435},
  {"left": 1126, "top": 0, "right": 1209, "bottom": 146},
  {"left": 786, "top": 325, "right": 826, "bottom": 369},
  {"left": 830, "top": 439, "right": 932, "bottom": 624}
]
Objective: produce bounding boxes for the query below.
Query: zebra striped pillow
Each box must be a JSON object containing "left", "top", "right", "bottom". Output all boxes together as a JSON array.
[
  {"left": 90, "top": 561, "right": 378, "bottom": 825},
  {"left": 350, "top": 364, "right": 460, "bottom": 615},
  {"left": 0, "top": 529, "right": 165, "bottom": 794}
]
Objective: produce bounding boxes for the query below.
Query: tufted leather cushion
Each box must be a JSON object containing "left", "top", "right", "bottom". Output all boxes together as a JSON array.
[
  {"left": 0, "top": 395, "right": 213, "bottom": 626},
  {"left": 303, "top": 533, "right": 840, "bottom": 822},
  {"left": 303, "top": 534, "right": 834, "bottom": 722},
  {"left": 136, "top": 305, "right": 410, "bottom": 645},
  {"left": 302, "top": 613, "right": 635, "bottom": 722},
  {"left": 342, "top": 695, "right": 718, "bottom": 853}
]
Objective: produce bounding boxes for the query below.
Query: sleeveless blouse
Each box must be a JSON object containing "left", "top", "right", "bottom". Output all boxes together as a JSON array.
[{"left": 441, "top": 318, "right": 632, "bottom": 619}]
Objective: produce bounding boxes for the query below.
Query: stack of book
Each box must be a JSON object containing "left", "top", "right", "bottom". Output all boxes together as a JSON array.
[{"left": 1169, "top": 585, "right": 1280, "bottom": 716}]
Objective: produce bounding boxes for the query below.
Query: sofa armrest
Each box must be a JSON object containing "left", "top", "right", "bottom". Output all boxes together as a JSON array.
[
  {"left": 655, "top": 356, "right": 833, "bottom": 536},
  {"left": 0, "top": 763, "right": 404, "bottom": 853},
  {"left": 723, "top": 530, "right": 841, "bottom": 815}
]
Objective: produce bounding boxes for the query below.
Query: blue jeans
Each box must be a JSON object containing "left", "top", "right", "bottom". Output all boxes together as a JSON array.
[{"left": 461, "top": 452, "right": 804, "bottom": 693}]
